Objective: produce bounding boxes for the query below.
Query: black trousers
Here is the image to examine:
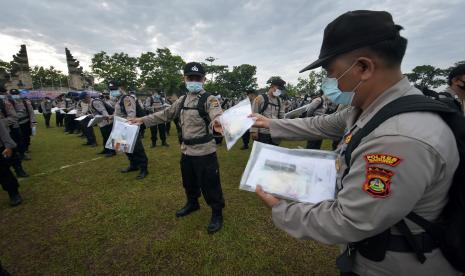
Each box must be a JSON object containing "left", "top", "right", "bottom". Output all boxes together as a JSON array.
[
  {"left": 99, "top": 124, "right": 114, "bottom": 153},
  {"left": 81, "top": 117, "right": 96, "bottom": 144},
  {"left": 125, "top": 134, "right": 148, "bottom": 169},
  {"left": 306, "top": 140, "right": 323, "bottom": 150},
  {"left": 257, "top": 133, "right": 278, "bottom": 146},
  {"left": 242, "top": 130, "right": 250, "bottom": 146},
  {"left": 18, "top": 122, "right": 31, "bottom": 155},
  {"left": 64, "top": 114, "right": 77, "bottom": 133},
  {"left": 43, "top": 113, "right": 51, "bottom": 127},
  {"left": 8, "top": 127, "right": 25, "bottom": 170},
  {"left": 180, "top": 153, "right": 225, "bottom": 211},
  {"left": 165, "top": 121, "right": 171, "bottom": 135},
  {"left": 0, "top": 145, "right": 20, "bottom": 195},
  {"left": 55, "top": 111, "right": 64, "bottom": 127},
  {"left": 150, "top": 123, "right": 166, "bottom": 145}
]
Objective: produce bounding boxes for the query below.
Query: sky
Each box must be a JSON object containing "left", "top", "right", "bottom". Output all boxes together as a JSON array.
[{"left": 1, "top": 0, "right": 464, "bottom": 86}]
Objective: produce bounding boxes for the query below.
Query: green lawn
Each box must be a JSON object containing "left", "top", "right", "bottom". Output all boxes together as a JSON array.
[{"left": 0, "top": 114, "right": 339, "bottom": 275}]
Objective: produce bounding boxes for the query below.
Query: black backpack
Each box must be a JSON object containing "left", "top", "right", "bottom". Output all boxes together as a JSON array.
[
  {"left": 91, "top": 99, "right": 114, "bottom": 115},
  {"left": 420, "top": 86, "right": 463, "bottom": 113},
  {"left": 119, "top": 95, "right": 145, "bottom": 118},
  {"left": 259, "top": 94, "right": 281, "bottom": 115},
  {"left": 344, "top": 94, "right": 465, "bottom": 272},
  {"left": 176, "top": 92, "right": 213, "bottom": 145}
]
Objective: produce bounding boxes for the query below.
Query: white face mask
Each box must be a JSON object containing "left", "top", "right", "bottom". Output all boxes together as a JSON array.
[{"left": 273, "top": 89, "right": 282, "bottom": 97}]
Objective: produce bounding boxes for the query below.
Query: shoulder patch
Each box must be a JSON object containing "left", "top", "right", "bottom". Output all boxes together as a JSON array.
[
  {"left": 364, "top": 153, "right": 402, "bottom": 167},
  {"left": 363, "top": 167, "right": 393, "bottom": 198}
]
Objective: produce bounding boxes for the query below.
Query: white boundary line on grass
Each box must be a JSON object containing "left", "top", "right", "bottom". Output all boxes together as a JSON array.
[{"left": 18, "top": 157, "right": 104, "bottom": 180}]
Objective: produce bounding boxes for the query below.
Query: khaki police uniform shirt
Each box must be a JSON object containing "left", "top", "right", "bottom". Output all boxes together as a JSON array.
[
  {"left": 1, "top": 98, "right": 19, "bottom": 128},
  {"left": 40, "top": 100, "right": 52, "bottom": 114},
  {"left": 89, "top": 99, "right": 111, "bottom": 128},
  {"left": 267, "top": 77, "right": 460, "bottom": 275},
  {"left": 13, "top": 98, "right": 36, "bottom": 125},
  {"left": 144, "top": 96, "right": 165, "bottom": 114},
  {"left": 305, "top": 96, "right": 328, "bottom": 117},
  {"left": 251, "top": 94, "right": 284, "bottom": 135},
  {"left": 0, "top": 119, "right": 16, "bottom": 149},
  {"left": 141, "top": 91, "right": 222, "bottom": 156},
  {"left": 114, "top": 94, "right": 137, "bottom": 119}
]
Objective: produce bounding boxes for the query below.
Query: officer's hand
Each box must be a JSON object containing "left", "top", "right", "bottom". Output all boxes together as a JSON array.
[
  {"left": 2, "top": 148, "right": 13, "bottom": 158},
  {"left": 249, "top": 113, "right": 270, "bottom": 129},
  {"left": 256, "top": 185, "right": 280, "bottom": 208},
  {"left": 212, "top": 120, "right": 224, "bottom": 135},
  {"left": 251, "top": 132, "right": 258, "bottom": 140},
  {"left": 128, "top": 118, "right": 144, "bottom": 125}
]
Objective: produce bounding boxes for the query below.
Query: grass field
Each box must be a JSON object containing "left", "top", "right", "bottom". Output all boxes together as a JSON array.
[{"left": 0, "top": 115, "right": 339, "bottom": 275}]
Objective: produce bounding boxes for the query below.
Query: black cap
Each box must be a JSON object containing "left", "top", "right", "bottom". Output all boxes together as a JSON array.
[
  {"left": 300, "top": 10, "right": 401, "bottom": 73},
  {"left": 9, "top": 89, "right": 19, "bottom": 95},
  {"left": 245, "top": 88, "right": 256, "bottom": 94},
  {"left": 448, "top": 64, "right": 465, "bottom": 85},
  {"left": 108, "top": 80, "right": 120, "bottom": 90},
  {"left": 183, "top": 62, "right": 205, "bottom": 77},
  {"left": 267, "top": 76, "right": 286, "bottom": 90}
]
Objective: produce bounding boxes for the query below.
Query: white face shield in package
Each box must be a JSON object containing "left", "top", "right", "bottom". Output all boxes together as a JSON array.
[
  {"left": 105, "top": 116, "right": 140, "bottom": 154},
  {"left": 219, "top": 98, "right": 255, "bottom": 150},
  {"left": 240, "top": 142, "right": 338, "bottom": 204}
]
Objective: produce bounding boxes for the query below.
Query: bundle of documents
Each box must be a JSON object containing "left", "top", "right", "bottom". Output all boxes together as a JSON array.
[
  {"left": 240, "top": 142, "right": 337, "bottom": 203},
  {"left": 75, "top": 115, "right": 90, "bottom": 121},
  {"left": 67, "top": 109, "right": 77, "bottom": 115},
  {"left": 87, "top": 115, "right": 106, "bottom": 127},
  {"left": 105, "top": 116, "right": 140, "bottom": 153},
  {"left": 219, "top": 98, "right": 254, "bottom": 150}
]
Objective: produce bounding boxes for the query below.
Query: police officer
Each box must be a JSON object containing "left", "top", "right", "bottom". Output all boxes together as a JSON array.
[
  {"left": 129, "top": 62, "right": 225, "bottom": 234},
  {"left": 241, "top": 89, "right": 257, "bottom": 150},
  {"left": 89, "top": 92, "right": 115, "bottom": 157},
  {"left": 251, "top": 10, "right": 460, "bottom": 275},
  {"left": 303, "top": 91, "right": 329, "bottom": 149},
  {"left": 144, "top": 91, "right": 169, "bottom": 148},
  {"left": 0, "top": 89, "right": 28, "bottom": 177},
  {"left": 110, "top": 81, "right": 148, "bottom": 179},
  {"left": 0, "top": 86, "right": 22, "bottom": 207},
  {"left": 40, "top": 97, "right": 52, "bottom": 128},
  {"left": 78, "top": 92, "right": 97, "bottom": 147},
  {"left": 53, "top": 94, "right": 66, "bottom": 127},
  {"left": 9, "top": 89, "right": 36, "bottom": 158},
  {"left": 250, "top": 77, "right": 285, "bottom": 145},
  {"left": 64, "top": 95, "right": 77, "bottom": 134},
  {"left": 445, "top": 64, "right": 465, "bottom": 114}
]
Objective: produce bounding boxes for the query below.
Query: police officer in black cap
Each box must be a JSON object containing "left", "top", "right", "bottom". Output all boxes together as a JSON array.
[
  {"left": 109, "top": 81, "right": 149, "bottom": 179},
  {"left": 250, "top": 76, "right": 286, "bottom": 145}
]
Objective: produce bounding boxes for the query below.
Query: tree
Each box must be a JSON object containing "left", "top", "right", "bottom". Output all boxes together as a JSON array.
[
  {"left": 0, "top": 59, "right": 12, "bottom": 72},
  {"left": 30, "top": 66, "right": 68, "bottom": 89},
  {"left": 405, "top": 65, "right": 446, "bottom": 88},
  {"left": 91, "top": 51, "right": 138, "bottom": 89},
  {"left": 295, "top": 70, "right": 326, "bottom": 96},
  {"left": 138, "top": 48, "right": 185, "bottom": 95},
  {"left": 214, "top": 64, "right": 258, "bottom": 97}
]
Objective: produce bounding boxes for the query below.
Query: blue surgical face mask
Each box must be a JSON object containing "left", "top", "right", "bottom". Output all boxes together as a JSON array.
[
  {"left": 110, "top": 90, "right": 121, "bottom": 98},
  {"left": 321, "top": 61, "right": 362, "bottom": 105},
  {"left": 186, "top": 81, "right": 203, "bottom": 93},
  {"left": 273, "top": 89, "right": 282, "bottom": 97}
]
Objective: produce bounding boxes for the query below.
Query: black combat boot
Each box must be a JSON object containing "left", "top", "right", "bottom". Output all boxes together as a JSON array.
[
  {"left": 136, "top": 167, "right": 148, "bottom": 180},
  {"left": 175, "top": 201, "right": 200, "bottom": 218},
  {"left": 8, "top": 190, "right": 23, "bottom": 207},
  {"left": 14, "top": 164, "right": 29, "bottom": 178},
  {"left": 207, "top": 209, "right": 223, "bottom": 234}
]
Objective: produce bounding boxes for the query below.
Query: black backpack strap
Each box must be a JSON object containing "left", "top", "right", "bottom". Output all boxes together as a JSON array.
[
  {"left": 395, "top": 219, "right": 427, "bottom": 263},
  {"left": 197, "top": 92, "right": 212, "bottom": 135},
  {"left": 259, "top": 94, "right": 269, "bottom": 114},
  {"left": 178, "top": 93, "right": 214, "bottom": 145},
  {"left": 119, "top": 95, "right": 128, "bottom": 116},
  {"left": 0, "top": 100, "right": 6, "bottom": 118},
  {"left": 344, "top": 95, "right": 455, "bottom": 168}
]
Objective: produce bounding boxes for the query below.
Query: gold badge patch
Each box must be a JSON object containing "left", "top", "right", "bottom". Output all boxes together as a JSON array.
[
  {"left": 363, "top": 167, "right": 393, "bottom": 198},
  {"left": 344, "top": 132, "right": 352, "bottom": 144},
  {"left": 364, "top": 153, "right": 401, "bottom": 167}
]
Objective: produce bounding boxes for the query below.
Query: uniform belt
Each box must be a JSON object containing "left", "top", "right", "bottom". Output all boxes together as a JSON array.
[
  {"left": 182, "top": 134, "right": 213, "bottom": 145},
  {"left": 388, "top": 233, "right": 438, "bottom": 253}
]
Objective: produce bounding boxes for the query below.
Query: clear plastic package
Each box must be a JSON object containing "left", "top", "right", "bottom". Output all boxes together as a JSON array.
[
  {"left": 219, "top": 98, "right": 254, "bottom": 150},
  {"left": 240, "top": 142, "right": 337, "bottom": 203},
  {"left": 105, "top": 116, "right": 140, "bottom": 154}
]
